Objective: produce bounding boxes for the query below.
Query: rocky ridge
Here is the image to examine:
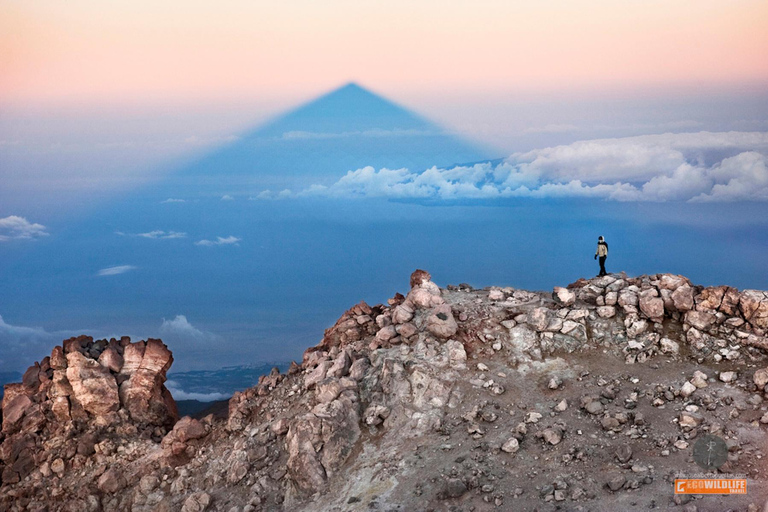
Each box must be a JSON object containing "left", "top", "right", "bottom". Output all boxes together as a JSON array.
[{"left": 1, "top": 271, "right": 768, "bottom": 511}]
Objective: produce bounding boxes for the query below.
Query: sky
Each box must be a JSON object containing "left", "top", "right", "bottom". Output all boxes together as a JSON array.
[
  {"left": 1, "top": 1, "right": 768, "bottom": 383},
  {"left": 3, "top": 0, "right": 768, "bottom": 106}
]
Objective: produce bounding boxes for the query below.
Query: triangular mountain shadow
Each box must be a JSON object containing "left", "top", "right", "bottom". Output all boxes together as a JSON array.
[{"left": 160, "top": 83, "right": 493, "bottom": 196}]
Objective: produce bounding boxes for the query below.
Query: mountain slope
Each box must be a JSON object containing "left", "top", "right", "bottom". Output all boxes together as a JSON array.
[{"left": 2, "top": 270, "right": 767, "bottom": 511}]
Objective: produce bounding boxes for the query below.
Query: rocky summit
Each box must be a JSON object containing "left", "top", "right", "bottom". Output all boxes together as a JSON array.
[{"left": 2, "top": 271, "right": 768, "bottom": 512}]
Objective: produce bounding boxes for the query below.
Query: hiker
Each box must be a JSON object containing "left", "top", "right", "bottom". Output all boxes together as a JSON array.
[{"left": 594, "top": 236, "right": 609, "bottom": 276}]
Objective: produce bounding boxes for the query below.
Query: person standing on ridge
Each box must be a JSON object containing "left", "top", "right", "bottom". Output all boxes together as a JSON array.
[{"left": 595, "top": 236, "right": 609, "bottom": 276}]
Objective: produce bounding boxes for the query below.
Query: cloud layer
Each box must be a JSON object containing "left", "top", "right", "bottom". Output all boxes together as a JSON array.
[
  {"left": 270, "top": 131, "right": 768, "bottom": 202},
  {"left": 0, "top": 216, "right": 49, "bottom": 241}
]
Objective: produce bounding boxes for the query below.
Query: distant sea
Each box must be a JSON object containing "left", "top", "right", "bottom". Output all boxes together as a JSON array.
[{"left": 2, "top": 197, "right": 767, "bottom": 379}]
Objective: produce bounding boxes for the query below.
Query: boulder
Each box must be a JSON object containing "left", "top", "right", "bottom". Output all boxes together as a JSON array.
[
  {"left": 639, "top": 290, "right": 664, "bottom": 321},
  {"left": 118, "top": 339, "right": 177, "bottom": 425},
  {"left": 671, "top": 285, "right": 695, "bottom": 312},
  {"left": 425, "top": 305, "right": 458, "bottom": 339},
  {"left": 685, "top": 310, "right": 716, "bottom": 332}
]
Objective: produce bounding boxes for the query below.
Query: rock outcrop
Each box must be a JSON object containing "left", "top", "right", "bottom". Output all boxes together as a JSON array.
[
  {"left": 0, "top": 336, "right": 177, "bottom": 490},
  {"left": 1, "top": 271, "right": 768, "bottom": 512}
]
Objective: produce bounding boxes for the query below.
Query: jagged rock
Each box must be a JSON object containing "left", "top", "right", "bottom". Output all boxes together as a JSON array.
[
  {"left": 639, "top": 289, "right": 664, "bottom": 321},
  {"left": 740, "top": 290, "right": 768, "bottom": 329},
  {"left": 1, "top": 395, "right": 33, "bottom": 433},
  {"left": 118, "top": 339, "right": 177, "bottom": 425},
  {"left": 363, "top": 405, "right": 390, "bottom": 426},
  {"left": 66, "top": 351, "right": 120, "bottom": 422}
]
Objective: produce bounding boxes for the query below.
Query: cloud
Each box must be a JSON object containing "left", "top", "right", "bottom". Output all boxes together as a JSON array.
[
  {"left": 159, "top": 315, "right": 208, "bottom": 338},
  {"left": 195, "top": 236, "right": 241, "bottom": 246},
  {"left": 277, "top": 131, "right": 768, "bottom": 203},
  {"left": 221, "top": 195, "right": 234, "bottom": 201},
  {"left": 97, "top": 265, "right": 137, "bottom": 276},
  {"left": 117, "top": 230, "right": 187, "bottom": 239},
  {"left": 0, "top": 216, "right": 49, "bottom": 241},
  {"left": 164, "top": 380, "right": 230, "bottom": 401},
  {"left": 161, "top": 198, "right": 185, "bottom": 203},
  {"left": 0, "top": 314, "right": 86, "bottom": 371}
]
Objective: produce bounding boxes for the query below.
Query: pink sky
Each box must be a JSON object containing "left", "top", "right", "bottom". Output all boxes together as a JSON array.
[{"left": 2, "top": 0, "right": 767, "bottom": 108}]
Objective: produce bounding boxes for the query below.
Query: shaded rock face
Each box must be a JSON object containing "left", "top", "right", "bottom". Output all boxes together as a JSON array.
[{"left": 0, "top": 335, "right": 178, "bottom": 485}]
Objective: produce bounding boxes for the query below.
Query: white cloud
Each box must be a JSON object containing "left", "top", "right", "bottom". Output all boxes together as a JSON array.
[
  {"left": 164, "top": 380, "right": 230, "bottom": 401},
  {"left": 161, "top": 198, "right": 185, "bottom": 203},
  {"left": 0, "top": 216, "right": 49, "bottom": 241},
  {"left": 160, "top": 315, "right": 207, "bottom": 338},
  {"left": 117, "top": 230, "right": 187, "bottom": 239},
  {"left": 221, "top": 195, "right": 234, "bottom": 201},
  {"left": 195, "top": 236, "right": 241, "bottom": 246},
  {"left": 0, "top": 314, "right": 87, "bottom": 371},
  {"left": 279, "top": 131, "right": 768, "bottom": 203},
  {"left": 97, "top": 265, "right": 137, "bottom": 276}
]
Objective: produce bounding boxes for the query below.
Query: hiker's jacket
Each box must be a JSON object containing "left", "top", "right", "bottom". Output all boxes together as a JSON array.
[{"left": 596, "top": 241, "right": 608, "bottom": 257}]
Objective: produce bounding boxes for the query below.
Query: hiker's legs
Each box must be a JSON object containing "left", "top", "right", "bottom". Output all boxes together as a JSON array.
[{"left": 599, "top": 256, "right": 607, "bottom": 276}]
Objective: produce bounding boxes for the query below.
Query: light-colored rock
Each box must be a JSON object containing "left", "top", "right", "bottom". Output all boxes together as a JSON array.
[
  {"left": 754, "top": 368, "right": 768, "bottom": 389},
  {"left": 680, "top": 381, "right": 697, "bottom": 398},
  {"left": 501, "top": 437, "right": 519, "bottom": 453},
  {"left": 446, "top": 340, "right": 467, "bottom": 369},
  {"left": 391, "top": 304, "right": 414, "bottom": 325},
  {"left": 671, "top": 285, "right": 695, "bottom": 312},
  {"left": 553, "top": 287, "right": 575, "bottom": 306},
  {"left": 719, "top": 371, "right": 737, "bottom": 383},
  {"left": 685, "top": 310, "right": 716, "bottom": 332},
  {"left": 597, "top": 306, "right": 616, "bottom": 318},
  {"left": 489, "top": 289, "right": 505, "bottom": 301},
  {"left": 639, "top": 290, "right": 664, "bottom": 321},
  {"left": 740, "top": 290, "right": 768, "bottom": 329},
  {"left": 660, "top": 338, "right": 680, "bottom": 354},
  {"left": 691, "top": 371, "right": 708, "bottom": 389},
  {"left": 66, "top": 351, "right": 120, "bottom": 421}
]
